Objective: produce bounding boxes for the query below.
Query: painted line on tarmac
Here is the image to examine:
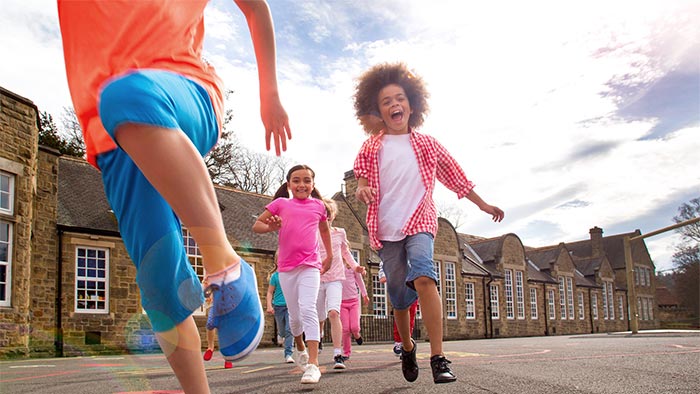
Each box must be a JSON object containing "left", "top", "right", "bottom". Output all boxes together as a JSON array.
[
  {"left": 9, "top": 364, "right": 56, "bottom": 368},
  {"left": 0, "top": 370, "right": 80, "bottom": 383},
  {"left": 242, "top": 366, "right": 275, "bottom": 374},
  {"left": 114, "top": 391, "right": 183, "bottom": 394}
]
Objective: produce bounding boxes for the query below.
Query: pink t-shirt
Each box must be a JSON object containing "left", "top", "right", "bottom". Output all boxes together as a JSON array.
[
  {"left": 319, "top": 227, "right": 359, "bottom": 282},
  {"left": 266, "top": 197, "right": 327, "bottom": 272},
  {"left": 341, "top": 265, "right": 368, "bottom": 301}
]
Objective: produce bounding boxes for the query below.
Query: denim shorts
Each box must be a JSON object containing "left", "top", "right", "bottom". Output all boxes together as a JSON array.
[
  {"left": 377, "top": 232, "right": 438, "bottom": 310},
  {"left": 96, "top": 70, "right": 219, "bottom": 332}
]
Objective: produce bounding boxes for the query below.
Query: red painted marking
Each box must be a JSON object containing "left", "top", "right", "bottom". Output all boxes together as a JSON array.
[
  {"left": 82, "top": 363, "right": 127, "bottom": 367},
  {"left": 0, "top": 370, "right": 79, "bottom": 383}
]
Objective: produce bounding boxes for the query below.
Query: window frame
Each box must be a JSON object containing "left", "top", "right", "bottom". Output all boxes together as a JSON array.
[
  {"left": 444, "top": 262, "right": 457, "bottom": 319},
  {"left": 548, "top": 289, "right": 556, "bottom": 320},
  {"left": 504, "top": 269, "right": 514, "bottom": 319},
  {"left": 182, "top": 227, "right": 206, "bottom": 316},
  {"left": 490, "top": 284, "right": 500, "bottom": 319},
  {"left": 0, "top": 220, "right": 12, "bottom": 307},
  {"left": 372, "top": 272, "right": 388, "bottom": 318},
  {"left": 529, "top": 287, "right": 538, "bottom": 319},
  {"left": 74, "top": 246, "right": 110, "bottom": 314},
  {"left": 592, "top": 293, "right": 599, "bottom": 320},
  {"left": 0, "top": 171, "right": 14, "bottom": 215},
  {"left": 558, "top": 276, "right": 567, "bottom": 319},
  {"left": 465, "top": 282, "right": 475, "bottom": 319},
  {"left": 515, "top": 271, "right": 525, "bottom": 319},
  {"left": 578, "top": 291, "right": 585, "bottom": 320}
]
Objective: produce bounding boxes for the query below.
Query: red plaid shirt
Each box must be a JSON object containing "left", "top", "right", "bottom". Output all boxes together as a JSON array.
[{"left": 353, "top": 130, "right": 475, "bottom": 250}]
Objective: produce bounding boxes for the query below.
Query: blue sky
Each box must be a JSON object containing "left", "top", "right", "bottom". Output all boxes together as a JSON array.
[{"left": 1, "top": 0, "right": 698, "bottom": 271}]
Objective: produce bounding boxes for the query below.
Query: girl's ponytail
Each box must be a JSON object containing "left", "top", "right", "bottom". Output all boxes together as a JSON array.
[
  {"left": 311, "top": 188, "right": 322, "bottom": 199},
  {"left": 273, "top": 182, "right": 290, "bottom": 200}
]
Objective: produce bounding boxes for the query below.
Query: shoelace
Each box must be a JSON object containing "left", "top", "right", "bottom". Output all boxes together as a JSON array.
[{"left": 432, "top": 357, "right": 452, "bottom": 372}]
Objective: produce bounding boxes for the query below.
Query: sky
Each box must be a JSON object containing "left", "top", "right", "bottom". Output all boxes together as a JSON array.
[{"left": 1, "top": 0, "right": 698, "bottom": 272}]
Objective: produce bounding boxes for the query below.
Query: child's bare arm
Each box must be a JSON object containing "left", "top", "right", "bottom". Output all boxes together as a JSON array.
[
  {"left": 355, "top": 177, "right": 376, "bottom": 205},
  {"left": 466, "top": 190, "right": 505, "bottom": 222},
  {"left": 252, "top": 209, "right": 282, "bottom": 233}
]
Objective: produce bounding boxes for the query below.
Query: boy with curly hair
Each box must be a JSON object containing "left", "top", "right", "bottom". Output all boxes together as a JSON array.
[{"left": 352, "top": 62, "right": 504, "bottom": 384}]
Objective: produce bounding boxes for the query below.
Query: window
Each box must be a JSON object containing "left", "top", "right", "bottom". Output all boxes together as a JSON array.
[
  {"left": 182, "top": 227, "right": 206, "bottom": 315},
  {"left": 444, "top": 262, "right": 456, "bottom": 319},
  {"left": 637, "top": 297, "right": 643, "bottom": 320},
  {"left": 566, "top": 277, "right": 574, "bottom": 320},
  {"left": 529, "top": 287, "right": 538, "bottom": 319},
  {"left": 548, "top": 289, "right": 555, "bottom": 320},
  {"left": 607, "top": 282, "right": 615, "bottom": 320},
  {"left": 578, "top": 291, "right": 585, "bottom": 320},
  {"left": 505, "top": 269, "right": 514, "bottom": 319},
  {"left": 433, "top": 261, "right": 442, "bottom": 296},
  {"left": 372, "top": 273, "right": 387, "bottom": 317},
  {"left": 0, "top": 221, "right": 12, "bottom": 307},
  {"left": 648, "top": 297, "right": 654, "bottom": 320},
  {"left": 75, "top": 246, "right": 109, "bottom": 313},
  {"left": 465, "top": 282, "right": 475, "bottom": 319},
  {"left": 558, "top": 277, "right": 567, "bottom": 319},
  {"left": 592, "top": 293, "right": 599, "bottom": 320},
  {"left": 644, "top": 268, "right": 651, "bottom": 288},
  {"left": 350, "top": 249, "right": 360, "bottom": 265},
  {"left": 490, "top": 284, "right": 500, "bottom": 319},
  {"left": 618, "top": 295, "right": 625, "bottom": 320},
  {"left": 0, "top": 171, "right": 14, "bottom": 215},
  {"left": 602, "top": 281, "right": 609, "bottom": 320},
  {"left": 515, "top": 271, "right": 525, "bottom": 319}
]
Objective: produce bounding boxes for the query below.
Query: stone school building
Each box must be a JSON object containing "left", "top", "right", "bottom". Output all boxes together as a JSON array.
[{"left": 0, "top": 86, "right": 658, "bottom": 358}]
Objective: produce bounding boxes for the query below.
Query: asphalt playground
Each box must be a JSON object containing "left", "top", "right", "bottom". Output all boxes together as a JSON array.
[{"left": 1, "top": 330, "right": 698, "bottom": 394}]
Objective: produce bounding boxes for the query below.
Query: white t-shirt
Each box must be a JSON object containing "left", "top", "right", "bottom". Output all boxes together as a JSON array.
[{"left": 377, "top": 134, "right": 426, "bottom": 241}]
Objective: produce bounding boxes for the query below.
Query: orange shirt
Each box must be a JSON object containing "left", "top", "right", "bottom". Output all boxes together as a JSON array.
[{"left": 58, "top": 0, "right": 224, "bottom": 168}]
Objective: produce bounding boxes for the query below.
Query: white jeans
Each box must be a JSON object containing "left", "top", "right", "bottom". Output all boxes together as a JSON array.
[
  {"left": 317, "top": 280, "right": 343, "bottom": 321},
  {"left": 278, "top": 265, "right": 321, "bottom": 341}
]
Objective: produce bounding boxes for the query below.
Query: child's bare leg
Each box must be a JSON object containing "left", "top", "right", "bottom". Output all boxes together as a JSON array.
[
  {"left": 394, "top": 308, "right": 413, "bottom": 350},
  {"left": 413, "top": 277, "right": 443, "bottom": 356},
  {"left": 294, "top": 335, "right": 306, "bottom": 352},
  {"left": 114, "top": 124, "right": 238, "bottom": 274},
  {"left": 155, "top": 316, "right": 210, "bottom": 394},
  {"left": 328, "top": 310, "right": 343, "bottom": 350},
  {"left": 206, "top": 328, "right": 215, "bottom": 351},
  {"left": 306, "top": 340, "right": 320, "bottom": 366}
]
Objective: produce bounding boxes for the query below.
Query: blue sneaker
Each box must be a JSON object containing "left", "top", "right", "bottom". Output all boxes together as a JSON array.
[{"left": 205, "top": 259, "right": 264, "bottom": 361}]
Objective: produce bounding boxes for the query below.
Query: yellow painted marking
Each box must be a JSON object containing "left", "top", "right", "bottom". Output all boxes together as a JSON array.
[{"left": 241, "top": 366, "right": 274, "bottom": 374}]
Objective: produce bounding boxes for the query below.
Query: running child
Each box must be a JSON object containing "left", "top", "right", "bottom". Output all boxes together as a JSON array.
[
  {"left": 352, "top": 62, "right": 505, "bottom": 384},
  {"left": 317, "top": 198, "right": 366, "bottom": 369},
  {"left": 340, "top": 262, "right": 369, "bottom": 360},
  {"left": 58, "top": 1, "right": 290, "bottom": 392},
  {"left": 252, "top": 165, "right": 332, "bottom": 384}
]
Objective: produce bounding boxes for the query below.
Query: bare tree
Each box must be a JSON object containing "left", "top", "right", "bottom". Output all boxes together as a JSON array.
[
  {"left": 436, "top": 200, "right": 467, "bottom": 230},
  {"left": 673, "top": 197, "right": 700, "bottom": 243},
  {"left": 60, "top": 106, "right": 85, "bottom": 157}
]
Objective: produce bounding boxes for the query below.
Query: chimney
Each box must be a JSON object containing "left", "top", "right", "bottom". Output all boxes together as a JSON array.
[
  {"left": 343, "top": 170, "right": 357, "bottom": 199},
  {"left": 589, "top": 227, "right": 603, "bottom": 258}
]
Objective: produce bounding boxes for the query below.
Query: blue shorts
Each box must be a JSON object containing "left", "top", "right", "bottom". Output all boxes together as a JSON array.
[
  {"left": 96, "top": 70, "right": 219, "bottom": 332},
  {"left": 377, "top": 232, "right": 439, "bottom": 310}
]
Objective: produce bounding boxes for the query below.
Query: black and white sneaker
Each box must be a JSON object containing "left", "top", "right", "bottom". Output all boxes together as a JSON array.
[{"left": 333, "top": 354, "right": 347, "bottom": 369}]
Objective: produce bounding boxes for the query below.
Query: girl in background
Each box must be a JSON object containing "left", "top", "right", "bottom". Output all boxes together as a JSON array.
[
  {"left": 252, "top": 165, "right": 332, "bottom": 384},
  {"left": 340, "top": 262, "right": 369, "bottom": 361},
  {"left": 317, "top": 198, "right": 366, "bottom": 370}
]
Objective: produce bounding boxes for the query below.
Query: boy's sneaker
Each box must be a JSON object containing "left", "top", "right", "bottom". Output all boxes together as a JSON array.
[
  {"left": 393, "top": 342, "right": 402, "bottom": 357},
  {"left": 224, "top": 361, "right": 233, "bottom": 369},
  {"left": 401, "top": 339, "right": 419, "bottom": 382},
  {"left": 333, "top": 354, "right": 347, "bottom": 369},
  {"left": 318, "top": 341, "right": 323, "bottom": 352},
  {"left": 430, "top": 355, "right": 457, "bottom": 384},
  {"left": 205, "top": 259, "right": 264, "bottom": 361},
  {"left": 301, "top": 364, "right": 321, "bottom": 384},
  {"left": 285, "top": 355, "right": 295, "bottom": 364},
  {"left": 292, "top": 349, "right": 309, "bottom": 370},
  {"left": 355, "top": 336, "right": 363, "bottom": 345},
  {"left": 203, "top": 348, "right": 213, "bottom": 361}
]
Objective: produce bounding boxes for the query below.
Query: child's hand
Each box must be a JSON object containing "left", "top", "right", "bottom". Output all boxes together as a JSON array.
[
  {"left": 355, "top": 185, "right": 376, "bottom": 205},
  {"left": 483, "top": 205, "right": 505, "bottom": 222},
  {"left": 265, "top": 215, "right": 282, "bottom": 230},
  {"left": 266, "top": 305, "right": 274, "bottom": 314},
  {"left": 320, "top": 256, "right": 332, "bottom": 275},
  {"left": 261, "top": 94, "right": 292, "bottom": 156},
  {"left": 363, "top": 295, "right": 370, "bottom": 304},
  {"left": 355, "top": 265, "right": 367, "bottom": 275}
]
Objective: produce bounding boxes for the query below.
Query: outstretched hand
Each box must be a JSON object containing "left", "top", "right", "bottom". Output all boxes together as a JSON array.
[
  {"left": 355, "top": 185, "right": 377, "bottom": 205},
  {"left": 261, "top": 95, "right": 291, "bottom": 156},
  {"left": 483, "top": 205, "right": 505, "bottom": 222}
]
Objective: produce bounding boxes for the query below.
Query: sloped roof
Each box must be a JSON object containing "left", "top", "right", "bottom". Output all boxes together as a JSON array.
[
  {"left": 574, "top": 269, "right": 598, "bottom": 288},
  {"left": 526, "top": 259, "right": 557, "bottom": 283},
  {"left": 656, "top": 287, "right": 680, "bottom": 307},
  {"left": 565, "top": 232, "right": 649, "bottom": 270},
  {"left": 526, "top": 246, "right": 560, "bottom": 271},
  {"left": 58, "top": 157, "right": 119, "bottom": 233},
  {"left": 573, "top": 256, "right": 604, "bottom": 277},
  {"left": 468, "top": 236, "right": 503, "bottom": 263},
  {"left": 58, "top": 157, "right": 279, "bottom": 252}
]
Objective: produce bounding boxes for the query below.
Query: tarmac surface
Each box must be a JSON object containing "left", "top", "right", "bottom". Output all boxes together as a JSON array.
[{"left": 1, "top": 330, "right": 698, "bottom": 394}]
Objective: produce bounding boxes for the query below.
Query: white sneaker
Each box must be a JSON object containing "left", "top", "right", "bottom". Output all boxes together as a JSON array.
[
  {"left": 301, "top": 364, "right": 321, "bottom": 384},
  {"left": 292, "top": 349, "right": 309, "bottom": 370},
  {"left": 285, "top": 355, "right": 295, "bottom": 364}
]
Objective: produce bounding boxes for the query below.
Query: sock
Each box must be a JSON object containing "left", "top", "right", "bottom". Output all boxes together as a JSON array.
[
  {"left": 334, "top": 348, "right": 342, "bottom": 356},
  {"left": 206, "top": 261, "right": 241, "bottom": 286}
]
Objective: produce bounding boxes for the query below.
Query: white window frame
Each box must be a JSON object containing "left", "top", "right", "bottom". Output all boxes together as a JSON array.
[
  {"left": 444, "top": 262, "right": 457, "bottom": 319},
  {"left": 578, "top": 291, "right": 585, "bottom": 320},
  {"left": 490, "top": 284, "right": 500, "bottom": 319},
  {"left": 74, "top": 246, "right": 109, "bottom": 314},
  {"left": 433, "top": 261, "right": 442, "bottom": 296},
  {"left": 566, "top": 277, "right": 574, "bottom": 319},
  {"left": 592, "top": 293, "right": 599, "bottom": 320},
  {"left": 618, "top": 295, "right": 625, "bottom": 320},
  {"left": 372, "top": 273, "right": 387, "bottom": 317},
  {"left": 548, "top": 289, "right": 556, "bottom": 320},
  {"left": 350, "top": 249, "right": 360, "bottom": 265},
  {"left": 182, "top": 227, "right": 206, "bottom": 316},
  {"left": 648, "top": 296, "right": 654, "bottom": 320},
  {"left": 505, "top": 269, "right": 514, "bottom": 319},
  {"left": 0, "top": 171, "right": 14, "bottom": 215},
  {"left": 515, "top": 271, "right": 525, "bottom": 319},
  {"left": 558, "top": 277, "right": 567, "bottom": 319},
  {"left": 465, "top": 282, "right": 475, "bottom": 319},
  {"left": 529, "top": 287, "right": 538, "bottom": 319},
  {"left": 0, "top": 220, "right": 12, "bottom": 307},
  {"left": 607, "top": 282, "right": 615, "bottom": 320},
  {"left": 644, "top": 268, "right": 651, "bottom": 288},
  {"left": 602, "top": 281, "right": 609, "bottom": 320}
]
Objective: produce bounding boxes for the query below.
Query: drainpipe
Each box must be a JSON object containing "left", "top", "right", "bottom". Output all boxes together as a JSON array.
[
  {"left": 55, "top": 229, "right": 64, "bottom": 357},
  {"left": 483, "top": 274, "right": 494, "bottom": 339},
  {"left": 542, "top": 283, "right": 549, "bottom": 336}
]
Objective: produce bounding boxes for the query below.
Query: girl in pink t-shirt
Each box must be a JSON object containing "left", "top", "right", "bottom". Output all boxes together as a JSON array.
[{"left": 252, "top": 165, "right": 332, "bottom": 384}]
